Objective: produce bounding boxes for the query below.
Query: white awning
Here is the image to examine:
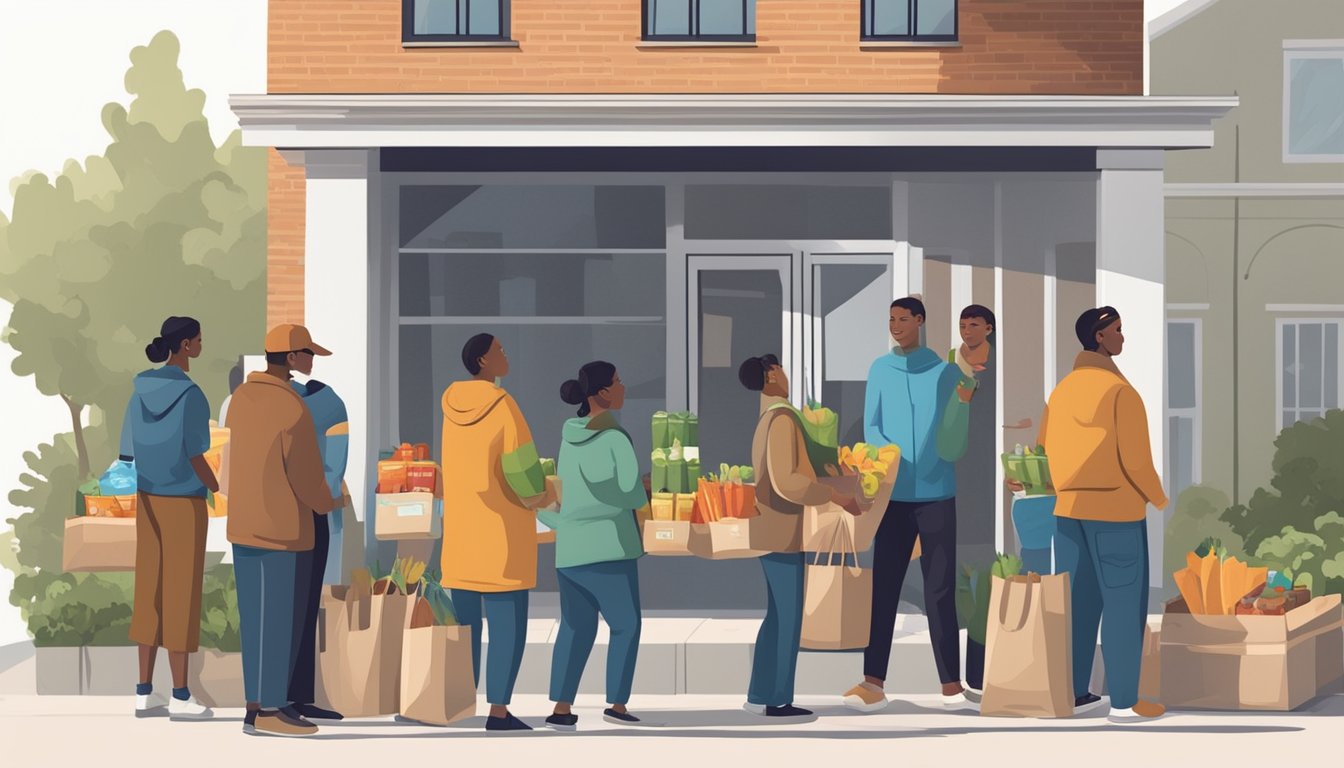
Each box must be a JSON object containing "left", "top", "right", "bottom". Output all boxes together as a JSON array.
[{"left": 229, "top": 93, "right": 1237, "bottom": 150}]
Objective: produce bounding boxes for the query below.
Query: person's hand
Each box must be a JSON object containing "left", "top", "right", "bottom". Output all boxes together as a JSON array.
[
  {"left": 957, "top": 383, "right": 975, "bottom": 403},
  {"left": 830, "top": 487, "right": 862, "bottom": 516},
  {"left": 330, "top": 495, "right": 344, "bottom": 512},
  {"left": 1004, "top": 417, "right": 1033, "bottom": 430},
  {"left": 1006, "top": 478, "right": 1026, "bottom": 493}
]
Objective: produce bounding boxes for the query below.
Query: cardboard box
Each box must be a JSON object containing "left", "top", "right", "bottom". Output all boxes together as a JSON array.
[
  {"left": 375, "top": 493, "right": 442, "bottom": 541},
  {"left": 689, "top": 519, "right": 769, "bottom": 560},
  {"left": 1160, "top": 593, "right": 1344, "bottom": 710},
  {"left": 62, "top": 517, "right": 137, "bottom": 572},
  {"left": 642, "top": 520, "right": 692, "bottom": 556}
]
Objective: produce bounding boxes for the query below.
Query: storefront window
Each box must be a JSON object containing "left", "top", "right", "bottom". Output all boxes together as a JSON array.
[{"left": 685, "top": 184, "right": 892, "bottom": 240}]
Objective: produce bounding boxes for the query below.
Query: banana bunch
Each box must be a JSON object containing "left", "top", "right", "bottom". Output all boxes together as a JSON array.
[{"left": 836, "top": 443, "right": 900, "bottom": 498}]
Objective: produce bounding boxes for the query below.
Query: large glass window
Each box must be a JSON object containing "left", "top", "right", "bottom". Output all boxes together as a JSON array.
[
  {"left": 404, "top": 0, "right": 510, "bottom": 42},
  {"left": 1279, "top": 319, "right": 1342, "bottom": 430},
  {"left": 863, "top": 0, "right": 958, "bottom": 42},
  {"left": 1283, "top": 44, "right": 1344, "bottom": 162},
  {"left": 685, "top": 184, "right": 892, "bottom": 240},
  {"left": 1166, "top": 320, "right": 1201, "bottom": 504},
  {"left": 644, "top": 0, "right": 756, "bottom": 41}
]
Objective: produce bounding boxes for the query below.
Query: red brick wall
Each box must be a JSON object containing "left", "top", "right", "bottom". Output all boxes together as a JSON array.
[
  {"left": 267, "top": 150, "right": 306, "bottom": 326},
  {"left": 268, "top": 0, "right": 1143, "bottom": 95},
  {"left": 265, "top": 0, "right": 1143, "bottom": 323}
]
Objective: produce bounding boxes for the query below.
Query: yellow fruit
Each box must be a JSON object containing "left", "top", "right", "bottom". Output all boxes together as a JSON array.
[{"left": 861, "top": 474, "right": 881, "bottom": 498}]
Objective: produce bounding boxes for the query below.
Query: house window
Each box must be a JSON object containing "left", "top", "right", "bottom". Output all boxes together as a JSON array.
[
  {"left": 1283, "top": 42, "right": 1344, "bottom": 163},
  {"left": 1166, "top": 320, "right": 1202, "bottom": 504},
  {"left": 404, "top": 0, "right": 510, "bottom": 43},
  {"left": 862, "top": 0, "right": 958, "bottom": 42},
  {"left": 644, "top": 0, "right": 756, "bottom": 41},
  {"left": 1277, "top": 319, "right": 1343, "bottom": 431}
]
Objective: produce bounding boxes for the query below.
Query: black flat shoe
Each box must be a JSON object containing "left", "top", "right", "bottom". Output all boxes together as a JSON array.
[
  {"left": 603, "top": 708, "right": 640, "bottom": 724},
  {"left": 765, "top": 705, "right": 813, "bottom": 718},
  {"left": 294, "top": 703, "right": 344, "bottom": 721},
  {"left": 545, "top": 713, "right": 578, "bottom": 731},
  {"left": 486, "top": 713, "right": 533, "bottom": 732}
]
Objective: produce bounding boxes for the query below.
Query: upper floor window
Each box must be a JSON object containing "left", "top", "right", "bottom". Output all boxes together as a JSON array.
[
  {"left": 644, "top": 0, "right": 756, "bottom": 42},
  {"left": 404, "top": 0, "right": 510, "bottom": 44},
  {"left": 1283, "top": 41, "right": 1344, "bottom": 163},
  {"left": 862, "top": 0, "right": 957, "bottom": 42}
]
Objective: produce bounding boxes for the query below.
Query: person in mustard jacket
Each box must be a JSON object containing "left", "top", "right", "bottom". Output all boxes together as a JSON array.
[
  {"left": 1037, "top": 307, "right": 1169, "bottom": 724},
  {"left": 440, "top": 333, "right": 555, "bottom": 732}
]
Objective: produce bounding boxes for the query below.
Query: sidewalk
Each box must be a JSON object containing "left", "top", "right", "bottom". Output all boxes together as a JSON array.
[{"left": 1, "top": 692, "right": 1336, "bottom": 766}]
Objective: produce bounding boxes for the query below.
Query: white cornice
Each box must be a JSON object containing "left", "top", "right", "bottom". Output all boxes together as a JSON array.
[
  {"left": 1166, "top": 182, "right": 1344, "bottom": 198},
  {"left": 228, "top": 93, "right": 1238, "bottom": 150},
  {"left": 1149, "top": 0, "right": 1223, "bottom": 40}
]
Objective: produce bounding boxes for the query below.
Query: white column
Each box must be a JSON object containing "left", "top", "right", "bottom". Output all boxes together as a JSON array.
[
  {"left": 293, "top": 149, "right": 378, "bottom": 524},
  {"left": 1096, "top": 149, "right": 1168, "bottom": 588},
  {"left": 993, "top": 182, "right": 1007, "bottom": 552}
]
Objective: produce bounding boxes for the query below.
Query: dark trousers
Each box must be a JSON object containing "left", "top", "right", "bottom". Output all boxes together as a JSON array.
[
  {"left": 288, "top": 512, "right": 330, "bottom": 706},
  {"left": 864, "top": 498, "right": 961, "bottom": 685}
]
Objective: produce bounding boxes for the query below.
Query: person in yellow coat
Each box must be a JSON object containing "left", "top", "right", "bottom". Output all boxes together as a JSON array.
[{"left": 440, "top": 333, "right": 555, "bottom": 732}]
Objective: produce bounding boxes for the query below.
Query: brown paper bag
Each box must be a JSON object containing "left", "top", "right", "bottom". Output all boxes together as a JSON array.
[
  {"left": 62, "top": 517, "right": 136, "bottom": 572},
  {"left": 981, "top": 573, "right": 1074, "bottom": 718},
  {"left": 803, "top": 466, "right": 898, "bottom": 553},
  {"left": 399, "top": 618, "right": 477, "bottom": 725},
  {"left": 315, "top": 586, "right": 413, "bottom": 716},
  {"left": 801, "top": 523, "right": 873, "bottom": 650},
  {"left": 1139, "top": 624, "right": 1160, "bottom": 702}
]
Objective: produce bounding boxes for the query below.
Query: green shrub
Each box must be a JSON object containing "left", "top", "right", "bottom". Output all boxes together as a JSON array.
[
  {"left": 1252, "top": 511, "right": 1344, "bottom": 597},
  {"left": 198, "top": 564, "right": 241, "bottom": 652},
  {"left": 18, "top": 572, "right": 135, "bottom": 647},
  {"left": 1166, "top": 485, "right": 1244, "bottom": 581}
]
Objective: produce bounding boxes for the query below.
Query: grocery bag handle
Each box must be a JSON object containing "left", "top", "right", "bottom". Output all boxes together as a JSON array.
[
  {"left": 996, "top": 576, "right": 1033, "bottom": 633},
  {"left": 813, "top": 515, "right": 862, "bottom": 572}
]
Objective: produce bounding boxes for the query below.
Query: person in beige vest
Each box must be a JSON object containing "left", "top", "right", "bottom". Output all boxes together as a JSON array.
[{"left": 739, "top": 354, "right": 859, "bottom": 719}]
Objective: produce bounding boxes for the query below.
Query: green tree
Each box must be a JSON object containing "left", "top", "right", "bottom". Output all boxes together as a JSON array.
[
  {"left": 1165, "top": 485, "right": 1244, "bottom": 584},
  {"left": 1, "top": 30, "right": 266, "bottom": 641},
  {"left": 1221, "top": 410, "right": 1344, "bottom": 558}
]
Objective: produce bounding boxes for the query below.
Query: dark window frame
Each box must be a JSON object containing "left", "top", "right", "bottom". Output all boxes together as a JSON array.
[
  {"left": 402, "top": 0, "right": 512, "bottom": 44},
  {"left": 642, "top": 0, "right": 756, "bottom": 43},
  {"left": 861, "top": 0, "right": 958, "bottom": 43}
]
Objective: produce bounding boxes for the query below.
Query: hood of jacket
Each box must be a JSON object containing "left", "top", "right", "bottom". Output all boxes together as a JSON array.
[
  {"left": 561, "top": 411, "right": 624, "bottom": 446},
  {"left": 132, "top": 366, "right": 200, "bottom": 421},
  {"left": 443, "top": 380, "right": 508, "bottom": 427},
  {"left": 292, "top": 379, "right": 348, "bottom": 434},
  {"left": 878, "top": 345, "right": 944, "bottom": 375}
]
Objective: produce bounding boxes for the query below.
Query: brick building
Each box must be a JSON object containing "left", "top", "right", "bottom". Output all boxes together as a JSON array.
[{"left": 233, "top": 0, "right": 1234, "bottom": 607}]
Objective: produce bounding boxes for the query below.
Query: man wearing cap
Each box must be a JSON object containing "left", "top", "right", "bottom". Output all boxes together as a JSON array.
[
  {"left": 1037, "top": 307, "right": 1168, "bottom": 724},
  {"left": 226, "top": 324, "right": 342, "bottom": 738}
]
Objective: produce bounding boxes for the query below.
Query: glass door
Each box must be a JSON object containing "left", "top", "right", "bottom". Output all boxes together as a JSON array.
[{"left": 687, "top": 254, "right": 796, "bottom": 471}]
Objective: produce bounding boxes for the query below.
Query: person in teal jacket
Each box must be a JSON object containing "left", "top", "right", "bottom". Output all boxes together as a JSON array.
[
  {"left": 844, "top": 297, "right": 976, "bottom": 713},
  {"left": 539, "top": 361, "right": 647, "bottom": 731}
]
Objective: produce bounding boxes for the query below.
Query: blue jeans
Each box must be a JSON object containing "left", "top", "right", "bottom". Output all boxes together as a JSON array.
[
  {"left": 550, "top": 559, "right": 642, "bottom": 705},
  {"left": 748, "top": 552, "right": 805, "bottom": 708},
  {"left": 1054, "top": 517, "right": 1150, "bottom": 710},
  {"left": 451, "top": 588, "right": 529, "bottom": 706},
  {"left": 233, "top": 545, "right": 299, "bottom": 709}
]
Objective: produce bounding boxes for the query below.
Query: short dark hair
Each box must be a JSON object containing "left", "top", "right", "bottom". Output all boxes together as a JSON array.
[
  {"left": 960, "top": 304, "right": 996, "bottom": 330},
  {"left": 737, "top": 354, "right": 781, "bottom": 392},
  {"left": 1075, "top": 307, "right": 1121, "bottom": 351},
  {"left": 462, "top": 333, "right": 496, "bottom": 375},
  {"left": 265, "top": 351, "right": 290, "bottom": 366},
  {"left": 560, "top": 360, "right": 618, "bottom": 418},
  {"left": 891, "top": 297, "right": 926, "bottom": 321}
]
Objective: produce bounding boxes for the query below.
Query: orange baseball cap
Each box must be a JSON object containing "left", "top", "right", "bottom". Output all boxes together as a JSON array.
[{"left": 264, "top": 324, "right": 332, "bottom": 356}]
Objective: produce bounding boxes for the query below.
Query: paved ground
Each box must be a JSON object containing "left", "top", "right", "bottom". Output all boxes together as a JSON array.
[{"left": 2, "top": 691, "right": 1339, "bottom": 766}]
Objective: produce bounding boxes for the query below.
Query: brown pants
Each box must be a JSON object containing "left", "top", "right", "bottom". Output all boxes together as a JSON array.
[{"left": 130, "top": 494, "right": 208, "bottom": 653}]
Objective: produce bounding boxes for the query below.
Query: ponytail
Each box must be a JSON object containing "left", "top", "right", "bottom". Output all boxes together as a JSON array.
[{"left": 559, "top": 361, "right": 617, "bottom": 418}]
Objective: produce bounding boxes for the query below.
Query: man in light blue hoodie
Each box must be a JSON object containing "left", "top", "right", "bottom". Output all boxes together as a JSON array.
[{"left": 843, "top": 297, "right": 975, "bottom": 712}]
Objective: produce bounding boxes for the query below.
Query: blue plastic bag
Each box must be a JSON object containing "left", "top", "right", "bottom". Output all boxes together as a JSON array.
[
  {"left": 1011, "top": 494, "right": 1057, "bottom": 551},
  {"left": 99, "top": 460, "right": 137, "bottom": 496}
]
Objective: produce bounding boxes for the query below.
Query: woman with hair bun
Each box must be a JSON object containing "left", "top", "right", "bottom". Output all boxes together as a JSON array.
[
  {"left": 120, "top": 316, "right": 218, "bottom": 721},
  {"left": 540, "top": 361, "right": 648, "bottom": 731}
]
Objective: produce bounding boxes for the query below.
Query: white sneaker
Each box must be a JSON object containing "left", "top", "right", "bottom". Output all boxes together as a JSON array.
[
  {"left": 168, "top": 695, "right": 215, "bottom": 721},
  {"left": 135, "top": 692, "right": 169, "bottom": 718},
  {"left": 842, "top": 683, "right": 888, "bottom": 713},
  {"left": 742, "top": 702, "right": 766, "bottom": 716},
  {"left": 1108, "top": 701, "right": 1165, "bottom": 724},
  {"left": 941, "top": 692, "right": 978, "bottom": 710}
]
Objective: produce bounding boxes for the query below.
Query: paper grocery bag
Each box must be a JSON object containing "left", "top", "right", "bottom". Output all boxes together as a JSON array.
[
  {"left": 316, "top": 586, "right": 412, "bottom": 717},
  {"left": 804, "top": 467, "right": 897, "bottom": 553},
  {"left": 399, "top": 623, "right": 477, "bottom": 726},
  {"left": 801, "top": 524, "right": 873, "bottom": 651},
  {"left": 981, "top": 573, "right": 1074, "bottom": 718}
]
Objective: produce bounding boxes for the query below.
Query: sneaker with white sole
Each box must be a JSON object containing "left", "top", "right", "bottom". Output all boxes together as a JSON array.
[
  {"left": 1108, "top": 700, "right": 1165, "bottom": 724},
  {"left": 135, "top": 691, "right": 169, "bottom": 718},
  {"left": 842, "top": 683, "right": 888, "bottom": 713},
  {"left": 168, "top": 695, "right": 215, "bottom": 721},
  {"left": 742, "top": 702, "right": 767, "bottom": 716},
  {"left": 941, "top": 691, "right": 978, "bottom": 710},
  {"left": 1073, "top": 693, "right": 1108, "bottom": 715}
]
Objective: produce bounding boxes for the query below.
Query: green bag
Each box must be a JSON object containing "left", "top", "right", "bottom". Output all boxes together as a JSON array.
[{"left": 768, "top": 404, "right": 839, "bottom": 476}]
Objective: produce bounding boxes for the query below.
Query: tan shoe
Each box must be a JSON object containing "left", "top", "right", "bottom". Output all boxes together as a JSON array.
[
  {"left": 842, "top": 682, "right": 888, "bottom": 713},
  {"left": 248, "top": 709, "right": 319, "bottom": 737}
]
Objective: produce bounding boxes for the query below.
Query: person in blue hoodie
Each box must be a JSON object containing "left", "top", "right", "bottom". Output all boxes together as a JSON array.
[
  {"left": 286, "top": 377, "right": 350, "bottom": 722},
  {"left": 842, "top": 297, "right": 975, "bottom": 712},
  {"left": 538, "top": 361, "right": 648, "bottom": 731},
  {"left": 120, "top": 316, "right": 218, "bottom": 721}
]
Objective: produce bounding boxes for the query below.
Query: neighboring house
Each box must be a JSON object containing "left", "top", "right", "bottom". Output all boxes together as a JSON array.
[
  {"left": 1152, "top": 0, "right": 1344, "bottom": 513},
  {"left": 232, "top": 0, "right": 1233, "bottom": 603}
]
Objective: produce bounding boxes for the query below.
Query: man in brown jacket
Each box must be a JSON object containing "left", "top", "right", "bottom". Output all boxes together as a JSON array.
[
  {"left": 739, "top": 354, "right": 858, "bottom": 719},
  {"left": 226, "top": 324, "right": 340, "bottom": 738}
]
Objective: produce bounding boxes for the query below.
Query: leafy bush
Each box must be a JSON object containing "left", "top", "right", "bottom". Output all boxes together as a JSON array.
[
  {"left": 198, "top": 564, "right": 240, "bottom": 652},
  {"left": 1252, "top": 511, "right": 1344, "bottom": 597},
  {"left": 1222, "top": 410, "right": 1344, "bottom": 559},
  {"left": 19, "top": 573, "right": 135, "bottom": 647},
  {"left": 955, "top": 564, "right": 991, "bottom": 645},
  {"left": 1166, "top": 485, "right": 1244, "bottom": 581}
]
